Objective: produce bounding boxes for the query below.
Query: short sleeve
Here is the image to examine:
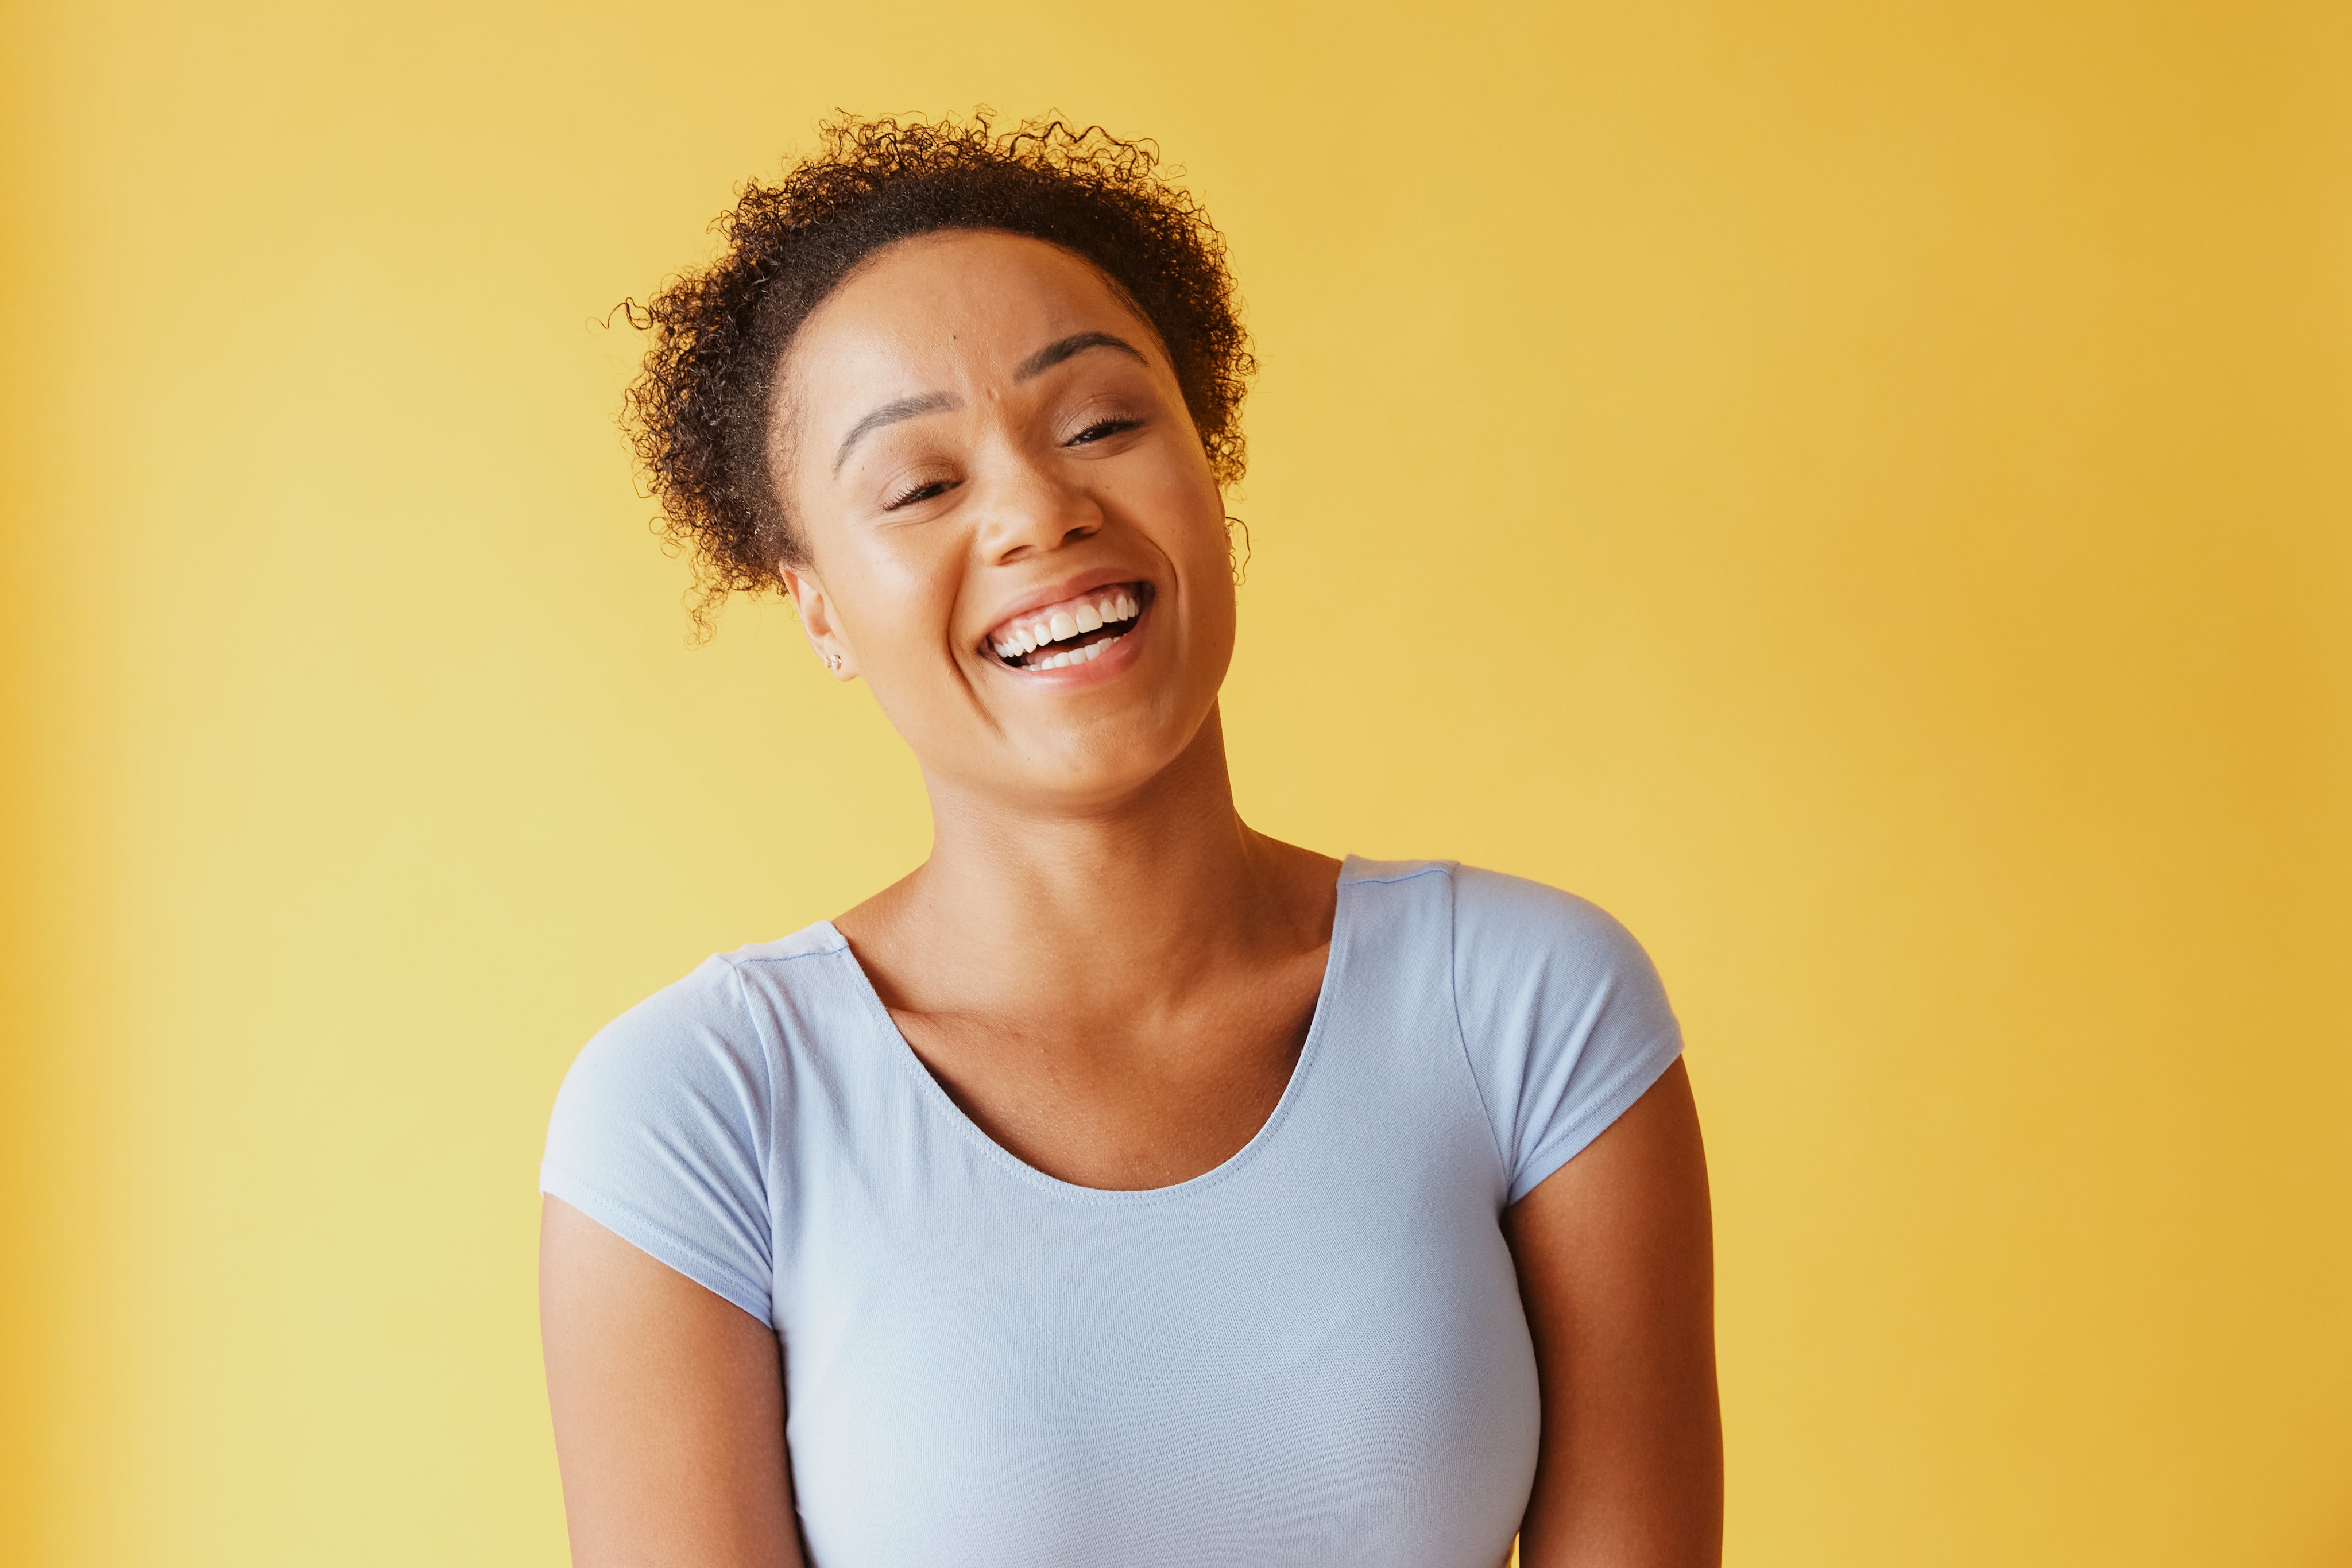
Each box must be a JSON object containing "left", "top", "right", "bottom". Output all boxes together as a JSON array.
[
  {"left": 1450, "top": 866, "right": 1685, "bottom": 1205},
  {"left": 540, "top": 956, "right": 780, "bottom": 1325}
]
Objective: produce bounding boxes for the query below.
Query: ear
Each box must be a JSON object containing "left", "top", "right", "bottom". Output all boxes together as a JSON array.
[{"left": 778, "top": 562, "right": 858, "bottom": 682}]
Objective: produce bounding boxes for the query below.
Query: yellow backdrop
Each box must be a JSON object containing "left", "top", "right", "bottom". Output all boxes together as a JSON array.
[{"left": 4, "top": 1, "right": 2346, "bottom": 1563}]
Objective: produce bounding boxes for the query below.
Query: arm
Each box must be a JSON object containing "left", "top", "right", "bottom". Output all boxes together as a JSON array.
[
  {"left": 539, "top": 1196, "right": 805, "bottom": 1568},
  {"left": 1502, "top": 1059, "right": 1723, "bottom": 1568}
]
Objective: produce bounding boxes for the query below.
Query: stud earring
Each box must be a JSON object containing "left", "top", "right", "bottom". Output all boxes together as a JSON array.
[{"left": 823, "top": 653, "right": 842, "bottom": 672}]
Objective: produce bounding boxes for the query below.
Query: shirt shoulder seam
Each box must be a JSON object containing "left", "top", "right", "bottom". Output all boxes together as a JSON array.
[
  {"left": 732, "top": 943, "right": 850, "bottom": 965},
  {"left": 716, "top": 956, "right": 784, "bottom": 1192},
  {"left": 1341, "top": 861, "right": 1455, "bottom": 887},
  {"left": 1444, "top": 865, "right": 1513, "bottom": 1187}
]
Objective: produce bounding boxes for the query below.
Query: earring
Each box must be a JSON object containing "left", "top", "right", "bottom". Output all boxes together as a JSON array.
[{"left": 823, "top": 653, "right": 842, "bottom": 672}]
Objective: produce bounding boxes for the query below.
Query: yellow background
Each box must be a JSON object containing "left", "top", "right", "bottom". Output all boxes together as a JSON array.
[{"left": 4, "top": 1, "right": 2346, "bottom": 1563}]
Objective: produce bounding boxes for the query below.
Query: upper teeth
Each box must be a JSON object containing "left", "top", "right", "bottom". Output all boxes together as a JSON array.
[{"left": 990, "top": 589, "right": 1141, "bottom": 664}]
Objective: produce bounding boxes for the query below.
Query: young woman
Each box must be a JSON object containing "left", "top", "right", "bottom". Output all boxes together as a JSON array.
[{"left": 539, "top": 117, "right": 1722, "bottom": 1568}]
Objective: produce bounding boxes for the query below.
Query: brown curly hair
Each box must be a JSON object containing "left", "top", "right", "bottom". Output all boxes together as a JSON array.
[{"left": 618, "top": 111, "right": 1255, "bottom": 634}]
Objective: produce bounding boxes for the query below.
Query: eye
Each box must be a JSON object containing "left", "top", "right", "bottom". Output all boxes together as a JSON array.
[
  {"left": 883, "top": 477, "right": 958, "bottom": 511},
  {"left": 1065, "top": 417, "right": 1142, "bottom": 447}
]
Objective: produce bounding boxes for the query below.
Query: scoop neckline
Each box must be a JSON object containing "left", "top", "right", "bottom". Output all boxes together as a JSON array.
[{"left": 818, "top": 855, "right": 1364, "bottom": 1207}]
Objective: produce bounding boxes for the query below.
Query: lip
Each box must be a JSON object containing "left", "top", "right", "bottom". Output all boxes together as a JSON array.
[
  {"left": 973, "top": 568, "right": 1156, "bottom": 689},
  {"left": 975, "top": 566, "right": 1153, "bottom": 650},
  {"left": 989, "top": 600, "right": 1150, "bottom": 690}
]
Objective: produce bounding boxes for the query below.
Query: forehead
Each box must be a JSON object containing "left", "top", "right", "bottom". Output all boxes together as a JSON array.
[{"left": 786, "top": 230, "right": 1153, "bottom": 406}]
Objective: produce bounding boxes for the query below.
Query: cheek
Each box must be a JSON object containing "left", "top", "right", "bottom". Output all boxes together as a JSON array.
[
  {"left": 823, "top": 550, "right": 968, "bottom": 710},
  {"left": 1177, "top": 481, "right": 1237, "bottom": 594},
  {"left": 847, "top": 570, "right": 956, "bottom": 673},
  {"left": 1134, "top": 443, "right": 1231, "bottom": 565},
  {"left": 1143, "top": 460, "right": 1238, "bottom": 651}
]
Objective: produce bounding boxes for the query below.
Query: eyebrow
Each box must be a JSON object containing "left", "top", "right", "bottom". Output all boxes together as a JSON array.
[
  {"left": 833, "top": 390, "right": 959, "bottom": 474},
  {"left": 828, "top": 334, "right": 1149, "bottom": 475},
  {"left": 1014, "top": 331, "right": 1148, "bottom": 381}
]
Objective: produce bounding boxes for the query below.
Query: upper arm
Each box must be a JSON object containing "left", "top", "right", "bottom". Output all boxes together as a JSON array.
[
  {"left": 540, "top": 1196, "right": 803, "bottom": 1568},
  {"left": 1503, "top": 1058, "right": 1722, "bottom": 1568},
  {"left": 536, "top": 961, "right": 798, "bottom": 1561}
]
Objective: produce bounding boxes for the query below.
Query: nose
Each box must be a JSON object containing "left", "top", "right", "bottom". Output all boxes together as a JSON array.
[{"left": 974, "top": 448, "right": 1102, "bottom": 564}]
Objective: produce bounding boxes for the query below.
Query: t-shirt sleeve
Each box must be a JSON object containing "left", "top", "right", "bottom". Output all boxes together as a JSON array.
[
  {"left": 539, "top": 956, "right": 779, "bottom": 1326},
  {"left": 1450, "top": 866, "right": 1686, "bottom": 1205}
]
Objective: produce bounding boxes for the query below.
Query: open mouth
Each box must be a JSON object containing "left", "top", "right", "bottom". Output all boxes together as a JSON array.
[{"left": 982, "top": 582, "right": 1152, "bottom": 671}]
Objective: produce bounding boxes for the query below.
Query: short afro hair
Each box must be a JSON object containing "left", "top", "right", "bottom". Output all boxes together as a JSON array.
[{"left": 618, "top": 111, "right": 1255, "bottom": 634}]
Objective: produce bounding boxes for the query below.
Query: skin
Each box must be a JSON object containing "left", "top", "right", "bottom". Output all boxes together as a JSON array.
[{"left": 540, "top": 229, "right": 1722, "bottom": 1566}]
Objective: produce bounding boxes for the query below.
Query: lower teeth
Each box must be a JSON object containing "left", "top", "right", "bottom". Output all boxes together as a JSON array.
[{"left": 1025, "top": 633, "right": 1120, "bottom": 670}]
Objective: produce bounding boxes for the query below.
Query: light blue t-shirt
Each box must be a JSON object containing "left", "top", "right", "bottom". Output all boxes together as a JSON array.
[{"left": 541, "top": 858, "right": 1682, "bottom": 1568}]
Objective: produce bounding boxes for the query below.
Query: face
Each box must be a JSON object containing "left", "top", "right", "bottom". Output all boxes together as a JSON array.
[{"left": 773, "top": 230, "right": 1236, "bottom": 811}]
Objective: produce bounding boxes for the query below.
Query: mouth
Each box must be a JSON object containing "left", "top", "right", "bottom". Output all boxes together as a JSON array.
[{"left": 980, "top": 581, "right": 1154, "bottom": 672}]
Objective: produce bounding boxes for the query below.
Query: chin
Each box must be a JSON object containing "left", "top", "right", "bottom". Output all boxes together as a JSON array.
[{"left": 980, "top": 704, "right": 1216, "bottom": 811}]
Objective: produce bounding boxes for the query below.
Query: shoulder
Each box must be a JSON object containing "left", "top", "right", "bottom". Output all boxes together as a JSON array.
[
  {"left": 1441, "top": 860, "right": 1677, "bottom": 1043},
  {"left": 1448, "top": 862, "right": 1663, "bottom": 990},
  {"left": 1381, "top": 860, "right": 1682, "bottom": 1204},
  {"left": 539, "top": 923, "right": 845, "bottom": 1323},
  {"left": 555, "top": 923, "right": 848, "bottom": 1104},
  {"left": 1340, "top": 857, "right": 1661, "bottom": 984}
]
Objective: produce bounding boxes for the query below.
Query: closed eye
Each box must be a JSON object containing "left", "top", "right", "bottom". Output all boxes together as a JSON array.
[
  {"left": 1066, "top": 417, "right": 1142, "bottom": 447},
  {"left": 883, "top": 478, "right": 959, "bottom": 510}
]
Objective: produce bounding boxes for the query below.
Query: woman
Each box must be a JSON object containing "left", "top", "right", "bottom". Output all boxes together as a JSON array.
[{"left": 539, "top": 116, "right": 1722, "bottom": 1568}]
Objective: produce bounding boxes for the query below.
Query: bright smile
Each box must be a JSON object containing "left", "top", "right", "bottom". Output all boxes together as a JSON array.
[{"left": 980, "top": 581, "right": 1153, "bottom": 672}]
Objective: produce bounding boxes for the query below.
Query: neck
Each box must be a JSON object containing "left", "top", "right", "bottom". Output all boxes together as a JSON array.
[{"left": 865, "top": 707, "right": 1324, "bottom": 1016}]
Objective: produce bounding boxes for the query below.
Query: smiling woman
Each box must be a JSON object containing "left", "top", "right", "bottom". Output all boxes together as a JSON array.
[{"left": 537, "top": 114, "right": 1722, "bottom": 1568}]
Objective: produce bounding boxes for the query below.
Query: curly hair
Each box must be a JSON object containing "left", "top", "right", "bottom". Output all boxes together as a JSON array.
[{"left": 618, "top": 111, "right": 1255, "bottom": 634}]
